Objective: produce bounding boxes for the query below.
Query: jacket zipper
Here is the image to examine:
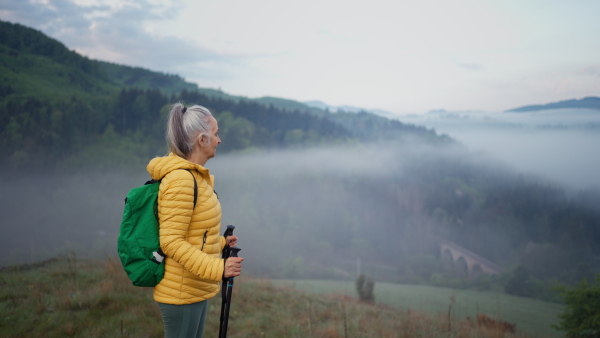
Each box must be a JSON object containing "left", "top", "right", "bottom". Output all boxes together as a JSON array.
[{"left": 201, "top": 231, "right": 208, "bottom": 251}]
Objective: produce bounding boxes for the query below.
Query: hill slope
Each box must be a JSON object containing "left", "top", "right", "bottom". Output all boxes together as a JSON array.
[
  {"left": 0, "top": 20, "right": 199, "bottom": 97},
  {"left": 0, "top": 20, "right": 449, "bottom": 173},
  {"left": 507, "top": 96, "right": 600, "bottom": 112}
]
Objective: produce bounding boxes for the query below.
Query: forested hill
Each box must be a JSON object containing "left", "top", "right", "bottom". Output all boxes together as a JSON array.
[
  {"left": 507, "top": 96, "right": 600, "bottom": 112},
  {"left": 0, "top": 20, "right": 198, "bottom": 96},
  {"left": 0, "top": 20, "right": 448, "bottom": 174}
]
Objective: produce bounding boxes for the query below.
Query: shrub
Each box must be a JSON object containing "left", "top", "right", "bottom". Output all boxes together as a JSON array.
[
  {"left": 356, "top": 274, "right": 375, "bottom": 303},
  {"left": 553, "top": 275, "right": 600, "bottom": 337}
]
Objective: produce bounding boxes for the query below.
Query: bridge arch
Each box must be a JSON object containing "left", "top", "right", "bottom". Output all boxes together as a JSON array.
[
  {"left": 456, "top": 256, "right": 469, "bottom": 277},
  {"left": 438, "top": 239, "right": 504, "bottom": 280},
  {"left": 442, "top": 248, "right": 454, "bottom": 263},
  {"left": 471, "top": 264, "right": 484, "bottom": 280}
]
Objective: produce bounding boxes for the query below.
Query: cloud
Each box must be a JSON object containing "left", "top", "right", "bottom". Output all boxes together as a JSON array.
[
  {"left": 458, "top": 62, "right": 483, "bottom": 72},
  {"left": 578, "top": 65, "right": 600, "bottom": 78},
  {"left": 1, "top": 0, "right": 104, "bottom": 34},
  {"left": 0, "top": 0, "right": 242, "bottom": 81},
  {"left": 3, "top": 0, "right": 600, "bottom": 113}
]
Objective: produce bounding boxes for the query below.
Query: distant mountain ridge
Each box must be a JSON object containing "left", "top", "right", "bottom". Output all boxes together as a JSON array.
[
  {"left": 507, "top": 96, "right": 600, "bottom": 112},
  {"left": 304, "top": 100, "right": 398, "bottom": 119}
]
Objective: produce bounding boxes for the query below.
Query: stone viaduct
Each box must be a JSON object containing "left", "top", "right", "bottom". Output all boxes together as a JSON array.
[{"left": 439, "top": 238, "right": 504, "bottom": 279}]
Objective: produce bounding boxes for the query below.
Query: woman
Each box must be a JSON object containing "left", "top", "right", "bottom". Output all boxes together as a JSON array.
[{"left": 146, "top": 103, "right": 243, "bottom": 337}]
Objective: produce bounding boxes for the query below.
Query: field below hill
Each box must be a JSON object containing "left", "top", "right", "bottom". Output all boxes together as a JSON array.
[
  {"left": 0, "top": 256, "right": 564, "bottom": 337},
  {"left": 273, "top": 279, "right": 564, "bottom": 337}
]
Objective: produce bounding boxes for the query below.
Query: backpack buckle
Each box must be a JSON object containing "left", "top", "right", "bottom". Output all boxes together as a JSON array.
[{"left": 151, "top": 250, "right": 165, "bottom": 264}]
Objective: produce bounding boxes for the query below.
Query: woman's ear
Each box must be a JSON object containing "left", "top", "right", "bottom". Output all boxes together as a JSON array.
[{"left": 197, "top": 134, "right": 207, "bottom": 147}]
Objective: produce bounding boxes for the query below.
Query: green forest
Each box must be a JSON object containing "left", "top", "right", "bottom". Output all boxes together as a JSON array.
[
  {"left": 1, "top": 19, "right": 600, "bottom": 307},
  {"left": 0, "top": 20, "right": 445, "bottom": 175}
]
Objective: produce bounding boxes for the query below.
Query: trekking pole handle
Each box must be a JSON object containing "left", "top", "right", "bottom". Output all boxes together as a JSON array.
[
  {"left": 229, "top": 247, "right": 241, "bottom": 258},
  {"left": 222, "top": 226, "right": 237, "bottom": 261},
  {"left": 223, "top": 225, "right": 235, "bottom": 238},
  {"left": 224, "top": 247, "right": 241, "bottom": 282}
]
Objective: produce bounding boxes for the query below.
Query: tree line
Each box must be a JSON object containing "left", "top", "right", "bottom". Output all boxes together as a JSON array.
[{"left": 1, "top": 19, "right": 447, "bottom": 173}]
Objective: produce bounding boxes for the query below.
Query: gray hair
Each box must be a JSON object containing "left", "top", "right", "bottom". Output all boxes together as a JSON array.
[{"left": 166, "top": 103, "right": 214, "bottom": 158}]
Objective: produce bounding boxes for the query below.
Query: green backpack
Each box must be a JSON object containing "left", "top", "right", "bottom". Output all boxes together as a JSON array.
[{"left": 118, "top": 169, "right": 197, "bottom": 287}]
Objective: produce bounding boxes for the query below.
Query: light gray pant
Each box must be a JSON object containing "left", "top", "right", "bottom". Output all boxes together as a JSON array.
[{"left": 157, "top": 300, "right": 208, "bottom": 338}]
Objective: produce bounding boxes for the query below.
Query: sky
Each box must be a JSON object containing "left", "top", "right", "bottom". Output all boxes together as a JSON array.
[{"left": 1, "top": 0, "right": 600, "bottom": 115}]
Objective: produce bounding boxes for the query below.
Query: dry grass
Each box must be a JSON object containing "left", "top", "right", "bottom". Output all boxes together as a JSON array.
[
  {"left": 214, "top": 276, "right": 531, "bottom": 337},
  {"left": 0, "top": 256, "right": 163, "bottom": 337},
  {"left": 0, "top": 257, "right": 532, "bottom": 337}
]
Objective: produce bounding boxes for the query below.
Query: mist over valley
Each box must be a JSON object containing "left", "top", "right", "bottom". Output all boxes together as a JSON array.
[
  {"left": 398, "top": 107, "right": 600, "bottom": 190},
  {"left": 2, "top": 140, "right": 599, "bottom": 300}
]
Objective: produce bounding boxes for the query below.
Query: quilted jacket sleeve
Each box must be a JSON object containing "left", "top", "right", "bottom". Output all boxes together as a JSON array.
[{"left": 157, "top": 171, "right": 224, "bottom": 282}]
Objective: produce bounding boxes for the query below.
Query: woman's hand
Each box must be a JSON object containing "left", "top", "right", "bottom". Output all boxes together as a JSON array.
[
  {"left": 225, "top": 234, "right": 238, "bottom": 247},
  {"left": 224, "top": 256, "right": 244, "bottom": 278}
]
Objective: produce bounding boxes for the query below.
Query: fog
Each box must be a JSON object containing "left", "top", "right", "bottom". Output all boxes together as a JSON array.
[
  {"left": 0, "top": 143, "right": 476, "bottom": 274},
  {"left": 1, "top": 135, "right": 598, "bottom": 288},
  {"left": 397, "top": 108, "right": 600, "bottom": 190},
  {"left": 192, "top": 144, "right": 442, "bottom": 279}
]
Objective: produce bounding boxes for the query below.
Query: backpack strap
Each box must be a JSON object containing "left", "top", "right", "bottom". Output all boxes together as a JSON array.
[
  {"left": 156, "top": 169, "right": 198, "bottom": 260},
  {"left": 184, "top": 169, "right": 198, "bottom": 210}
]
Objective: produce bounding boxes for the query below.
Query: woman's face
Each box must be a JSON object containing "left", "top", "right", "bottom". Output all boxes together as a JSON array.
[{"left": 203, "top": 116, "right": 221, "bottom": 159}]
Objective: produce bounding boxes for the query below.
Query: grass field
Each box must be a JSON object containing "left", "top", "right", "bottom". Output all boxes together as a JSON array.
[
  {"left": 0, "top": 256, "right": 565, "bottom": 337},
  {"left": 273, "top": 279, "right": 564, "bottom": 337}
]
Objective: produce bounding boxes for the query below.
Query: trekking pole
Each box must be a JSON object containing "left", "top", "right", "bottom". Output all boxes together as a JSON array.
[
  {"left": 219, "top": 225, "right": 236, "bottom": 338},
  {"left": 219, "top": 246, "right": 241, "bottom": 338}
]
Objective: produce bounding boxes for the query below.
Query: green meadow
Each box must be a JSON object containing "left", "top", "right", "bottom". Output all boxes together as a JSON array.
[
  {"left": 0, "top": 256, "right": 565, "bottom": 337},
  {"left": 273, "top": 279, "right": 564, "bottom": 337}
]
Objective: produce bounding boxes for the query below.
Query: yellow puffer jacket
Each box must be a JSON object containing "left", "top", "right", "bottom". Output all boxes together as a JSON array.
[{"left": 147, "top": 153, "right": 226, "bottom": 304}]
